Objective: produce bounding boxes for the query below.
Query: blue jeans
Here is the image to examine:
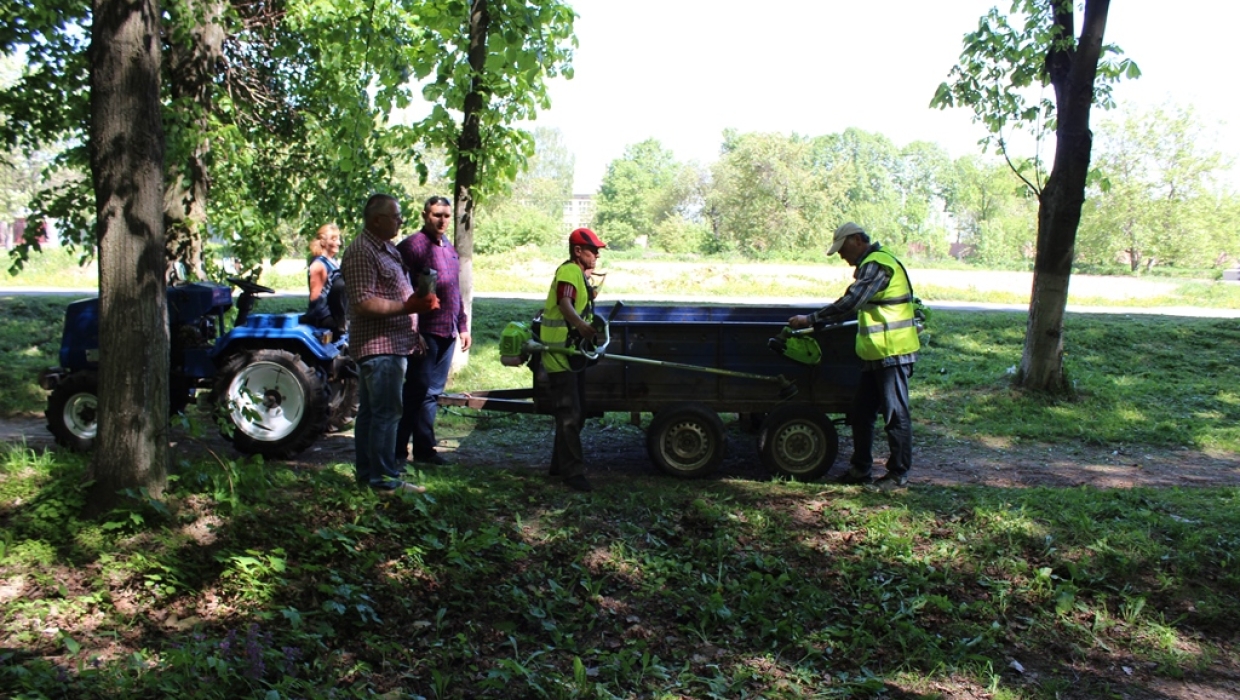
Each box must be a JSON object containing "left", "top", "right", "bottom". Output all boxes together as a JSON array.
[
  {"left": 355, "top": 354, "right": 408, "bottom": 487},
  {"left": 396, "top": 334, "right": 456, "bottom": 461},
  {"left": 850, "top": 363, "right": 914, "bottom": 477}
]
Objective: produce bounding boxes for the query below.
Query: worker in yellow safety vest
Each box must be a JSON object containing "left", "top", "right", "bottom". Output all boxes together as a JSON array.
[
  {"left": 540, "top": 227, "right": 607, "bottom": 492},
  {"left": 789, "top": 222, "right": 920, "bottom": 491}
]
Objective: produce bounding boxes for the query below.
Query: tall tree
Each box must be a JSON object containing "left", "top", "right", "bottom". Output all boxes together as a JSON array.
[
  {"left": 509, "top": 126, "right": 575, "bottom": 218},
  {"left": 891, "top": 140, "right": 954, "bottom": 257},
  {"left": 87, "top": 0, "right": 169, "bottom": 512},
  {"left": 475, "top": 127, "right": 576, "bottom": 253},
  {"left": 410, "top": 0, "right": 575, "bottom": 333},
  {"left": 810, "top": 128, "right": 902, "bottom": 235},
  {"left": 933, "top": 0, "right": 1137, "bottom": 392},
  {"left": 594, "top": 138, "right": 695, "bottom": 249},
  {"left": 160, "top": 0, "right": 223, "bottom": 278},
  {"left": 1, "top": 0, "right": 434, "bottom": 277},
  {"left": 946, "top": 155, "right": 1038, "bottom": 265},
  {"left": 709, "top": 130, "right": 840, "bottom": 255}
]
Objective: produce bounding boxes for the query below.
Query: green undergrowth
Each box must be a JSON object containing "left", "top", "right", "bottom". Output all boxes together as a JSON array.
[{"left": 2, "top": 440, "right": 1238, "bottom": 698}]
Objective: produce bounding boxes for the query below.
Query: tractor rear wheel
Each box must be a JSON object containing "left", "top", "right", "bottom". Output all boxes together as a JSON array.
[
  {"left": 213, "top": 349, "right": 330, "bottom": 458},
  {"left": 46, "top": 371, "right": 99, "bottom": 452}
]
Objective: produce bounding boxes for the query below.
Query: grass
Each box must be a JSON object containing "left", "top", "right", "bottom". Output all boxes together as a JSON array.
[
  {"left": 4, "top": 293, "right": 1239, "bottom": 453},
  {"left": 1, "top": 440, "right": 1237, "bottom": 698},
  {"left": 3, "top": 254, "right": 1240, "bottom": 697},
  {"left": 11, "top": 244, "right": 1240, "bottom": 310}
]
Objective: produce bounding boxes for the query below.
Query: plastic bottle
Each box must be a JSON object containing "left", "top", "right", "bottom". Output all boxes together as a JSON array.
[{"left": 416, "top": 268, "right": 438, "bottom": 297}]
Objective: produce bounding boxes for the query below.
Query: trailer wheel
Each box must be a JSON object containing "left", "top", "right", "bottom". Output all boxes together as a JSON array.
[
  {"left": 646, "top": 403, "right": 726, "bottom": 478},
  {"left": 758, "top": 404, "right": 838, "bottom": 481},
  {"left": 214, "top": 349, "right": 330, "bottom": 458},
  {"left": 46, "top": 371, "right": 98, "bottom": 451}
]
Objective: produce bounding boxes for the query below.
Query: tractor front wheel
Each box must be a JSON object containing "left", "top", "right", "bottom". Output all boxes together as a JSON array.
[{"left": 213, "top": 349, "right": 329, "bottom": 458}]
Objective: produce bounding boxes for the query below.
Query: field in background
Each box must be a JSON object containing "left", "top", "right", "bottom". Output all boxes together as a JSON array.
[{"left": 8, "top": 245, "right": 1240, "bottom": 310}]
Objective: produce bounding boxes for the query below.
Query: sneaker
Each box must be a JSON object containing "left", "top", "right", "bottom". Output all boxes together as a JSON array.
[
  {"left": 414, "top": 453, "right": 451, "bottom": 466},
  {"left": 564, "top": 475, "right": 593, "bottom": 492},
  {"left": 372, "top": 480, "right": 427, "bottom": 494},
  {"left": 833, "top": 468, "right": 873, "bottom": 485},
  {"left": 867, "top": 474, "right": 909, "bottom": 492}
]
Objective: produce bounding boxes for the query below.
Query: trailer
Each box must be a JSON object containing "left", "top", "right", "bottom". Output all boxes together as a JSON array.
[{"left": 439, "top": 302, "right": 863, "bottom": 481}]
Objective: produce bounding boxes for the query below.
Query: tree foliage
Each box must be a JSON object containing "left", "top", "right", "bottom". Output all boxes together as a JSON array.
[
  {"left": 593, "top": 139, "right": 698, "bottom": 250},
  {"left": 932, "top": 0, "right": 1136, "bottom": 393},
  {"left": 1078, "top": 103, "right": 1239, "bottom": 271},
  {"left": 946, "top": 155, "right": 1038, "bottom": 265},
  {"left": 1, "top": 0, "right": 567, "bottom": 277},
  {"left": 475, "top": 126, "right": 575, "bottom": 253},
  {"left": 708, "top": 130, "right": 840, "bottom": 255},
  {"left": 409, "top": 0, "right": 576, "bottom": 208}
]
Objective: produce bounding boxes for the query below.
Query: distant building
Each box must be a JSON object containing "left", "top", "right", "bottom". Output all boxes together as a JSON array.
[{"left": 562, "top": 194, "right": 594, "bottom": 231}]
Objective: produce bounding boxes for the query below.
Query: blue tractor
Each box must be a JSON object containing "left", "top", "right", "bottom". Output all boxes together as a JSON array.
[{"left": 38, "top": 278, "right": 358, "bottom": 458}]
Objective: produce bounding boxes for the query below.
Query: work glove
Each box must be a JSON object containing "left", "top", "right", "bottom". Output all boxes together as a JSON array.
[{"left": 404, "top": 292, "right": 440, "bottom": 315}]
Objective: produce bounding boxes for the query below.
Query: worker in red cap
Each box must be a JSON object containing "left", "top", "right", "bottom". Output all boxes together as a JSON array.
[{"left": 540, "top": 227, "right": 607, "bottom": 492}]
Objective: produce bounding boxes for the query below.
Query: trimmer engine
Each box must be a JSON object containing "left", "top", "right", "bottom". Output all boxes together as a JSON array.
[{"left": 768, "top": 326, "right": 822, "bottom": 366}]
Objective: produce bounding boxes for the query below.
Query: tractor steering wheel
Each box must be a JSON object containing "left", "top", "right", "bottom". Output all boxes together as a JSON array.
[{"left": 227, "top": 277, "right": 275, "bottom": 295}]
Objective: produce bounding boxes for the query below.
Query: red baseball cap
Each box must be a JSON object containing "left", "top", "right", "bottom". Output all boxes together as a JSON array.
[{"left": 569, "top": 228, "right": 607, "bottom": 248}]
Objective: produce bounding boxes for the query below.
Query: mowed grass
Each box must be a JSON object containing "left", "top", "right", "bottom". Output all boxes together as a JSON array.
[{"left": 3, "top": 292, "right": 1238, "bottom": 453}]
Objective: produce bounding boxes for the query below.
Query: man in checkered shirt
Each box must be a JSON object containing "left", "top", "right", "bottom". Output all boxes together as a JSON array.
[{"left": 341, "top": 194, "right": 439, "bottom": 493}]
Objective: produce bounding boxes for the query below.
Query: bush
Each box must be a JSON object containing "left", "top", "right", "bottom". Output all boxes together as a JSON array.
[
  {"left": 650, "top": 215, "right": 711, "bottom": 254},
  {"left": 475, "top": 206, "right": 562, "bottom": 254}
]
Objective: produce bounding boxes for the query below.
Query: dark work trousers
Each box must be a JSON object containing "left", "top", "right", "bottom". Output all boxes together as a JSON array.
[
  {"left": 547, "top": 369, "right": 586, "bottom": 480},
  {"left": 849, "top": 363, "right": 914, "bottom": 477},
  {"left": 396, "top": 334, "right": 456, "bottom": 461}
]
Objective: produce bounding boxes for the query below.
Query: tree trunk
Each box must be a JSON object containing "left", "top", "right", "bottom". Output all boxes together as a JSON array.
[
  {"left": 452, "top": 0, "right": 489, "bottom": 368},
  {"left": 1017, "top": 0, "right": 1110, "bottom": 393},
  {"left": 163, "top": 0, "right": 224, "bottom": 279},
  {"left": 87, "top": 0, "right": 169, "bottom": 516}
]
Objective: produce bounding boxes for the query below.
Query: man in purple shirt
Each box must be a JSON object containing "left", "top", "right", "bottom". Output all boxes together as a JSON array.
[{"left": 395, "top": 196, "right": 472, "bottom": 465}]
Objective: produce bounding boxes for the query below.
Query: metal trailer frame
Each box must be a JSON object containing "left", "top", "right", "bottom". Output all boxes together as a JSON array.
[{"left": 440, "top": 302, "right": 863, "bottom": 480}]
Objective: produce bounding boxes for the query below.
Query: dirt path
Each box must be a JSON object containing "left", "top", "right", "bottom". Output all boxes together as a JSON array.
[{"left": 7, "top": 412, "right": 1238, "bottom": 489}]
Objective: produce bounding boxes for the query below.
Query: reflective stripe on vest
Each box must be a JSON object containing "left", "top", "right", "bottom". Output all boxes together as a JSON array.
[{"left": 856, "top": 249, "right": 920, "bottom": 361}]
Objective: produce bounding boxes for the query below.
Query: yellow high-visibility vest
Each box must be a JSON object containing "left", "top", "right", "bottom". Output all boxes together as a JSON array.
[
  {"left": 541, "top": 260, "right": 591, "bottom": 373},
  {"left": 856, "top": 249, "right": 920, "bottom": 361}
]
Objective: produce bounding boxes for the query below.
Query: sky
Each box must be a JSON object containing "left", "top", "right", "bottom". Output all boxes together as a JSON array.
[{"left": 531, "top": 0, "right": 1240, "bottom": 194}]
